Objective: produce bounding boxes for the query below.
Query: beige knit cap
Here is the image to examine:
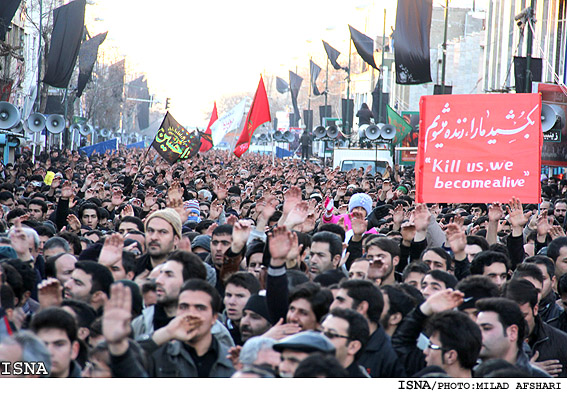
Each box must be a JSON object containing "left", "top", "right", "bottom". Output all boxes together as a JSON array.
[{"left": 145, "top": 208, "right": 182, "bottom": 239}]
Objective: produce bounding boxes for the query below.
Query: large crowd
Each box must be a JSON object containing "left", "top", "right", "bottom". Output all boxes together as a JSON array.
[{"left": 1, "top": 145, "right": 567, "bottom": 378}]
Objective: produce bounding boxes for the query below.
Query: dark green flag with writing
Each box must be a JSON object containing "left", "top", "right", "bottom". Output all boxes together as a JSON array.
[
  {"left": 152, "top": 112, "right": 201, "bottom": 165},
  {"left": 387, "top": 105, "right": 412, "bottom": 145}
]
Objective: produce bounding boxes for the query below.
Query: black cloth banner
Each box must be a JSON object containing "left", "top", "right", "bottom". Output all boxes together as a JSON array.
[
  {"left": 371, "top": 81, "right": 390, "bottom": 124},
  {"left": 43, "top": 0, "right": 86, "bottom": 88},
  {"left": 341, "top": 99, "right": 354, "bottom": 131},
  {"left": 310, "top": 60, "right": 322, "bottom": 96},
  {"left": 514, "top": 57, "right": 543, "bottom": 93},
  {"left": 303, "top": 109, "right": 313, "bottom": 132},
  {"left": 319, "top": 105, "right": 332, "bottom": 126},
  {"left": 0, "top": 0, "right": 21, "bottom": 41},
  {"left": 394, "top": 0, "right": 433, "bottom": 85},
  {"left": 349, "top": 25, "right": 379, "bottom": 70},
  {"left": 323, "top": 40, "right": 342, "bottom": 71},
  {"left": 289, "top": 71, "right": 303, "bottom": 125},
  {"left": 152, "top": 112, "right": 201, "bottom": 165},
  {"left": 276, "top": 77, "right": 289, "bottom": 94},
  {"left": 77, "top": 32, "right": 107, "bottom": 97},
  {"left": 128, "top": 76, "right": 150, "bottom": 130}
]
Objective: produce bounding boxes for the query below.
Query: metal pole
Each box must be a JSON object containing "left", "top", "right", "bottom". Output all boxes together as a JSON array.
[
  {"left": 441, "top": 0, "right": 449, "bottom": 94},
  {"left": 525, "top": 2, "right": 535, "bottom": 93},
  {"left": 63, "top": 87, "right": 69, "bottom": 149},
  {"left": 36, "top": 0, "right": 43, "bottom": 111},
  {"left": 378, "top": 9, "right": 386, "bottom": 123},
  {"left": 346, "top": 38, "right": 352, "bottom": 134}
]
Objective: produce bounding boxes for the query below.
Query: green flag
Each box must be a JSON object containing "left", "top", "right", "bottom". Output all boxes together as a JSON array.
[{"left": 387, "top": 105, "right": 412, "bottom": 145}]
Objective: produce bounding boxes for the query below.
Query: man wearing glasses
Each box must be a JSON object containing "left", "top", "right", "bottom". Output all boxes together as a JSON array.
[{"left": 320, "top": 308, "right": 371, "bottom": 377}]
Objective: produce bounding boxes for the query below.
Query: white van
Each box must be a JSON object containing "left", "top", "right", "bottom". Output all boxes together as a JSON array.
[{"left": 332, "top": 148, "right": 393, "bottom": 175}]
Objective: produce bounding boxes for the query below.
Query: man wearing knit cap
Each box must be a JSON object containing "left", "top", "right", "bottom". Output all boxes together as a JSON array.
[
  {"left": 134, "top": 208, "right": 182, "bottom": 280},
  {"left": 240, "top": 295, "right": 273, "bottom": 342},
  {"left": 322, "top": 192, "right": 373, "bottom": 232}
]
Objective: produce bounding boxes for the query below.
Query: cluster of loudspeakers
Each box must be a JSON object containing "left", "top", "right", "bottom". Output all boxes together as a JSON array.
[
  {"left": 313, "top": 124, "right": 340, "bottom": 139},
  {"left": 273, "top": 130, "right": 295, "bottom": 142},
  {"left": 358, "top": 123, "right": 396, "bottom": 141},
  {"left": 0, "top": 101, "right": 66, "bottom": 135}
]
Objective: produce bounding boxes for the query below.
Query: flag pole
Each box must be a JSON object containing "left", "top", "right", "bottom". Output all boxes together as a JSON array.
[
  {"left": 346, "top": 36, "right": 352, "bottom": 135},
  {"left": 132, "top": 142, "right": 153, "bottom": 185}
]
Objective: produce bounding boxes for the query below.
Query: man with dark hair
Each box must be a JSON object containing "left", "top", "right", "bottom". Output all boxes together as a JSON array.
[
  {"left": 31, "top": 307, "right": 81, "bottom": 378},
  {"left": 475, "top": 297, "right": 549, "bottom": 377},
  {"left": 208, "top": 224, "right": 233, "bottom": 271},
  {"left": 511, "top": 262, "right": 544, "bottom": 301},
  {"left": 104, "top": 280, "right": 235, "bottom": 377},
  {"left": 502, "top": 279, "right": 567, "bottom": 377},
  {"left": 321, "top": 308, "right": 371, "bottom": 377},
  {"left": 402, "top": 261, "right": 429, "bottom": 289},
  {"left": 380, "top": 284, "right": 416, "bottom": 337},
  {"left": 364, "top": 237, "right": 401, "bottom": 285},
  {"left": 117, "top": 216, "right": 145, "bottom": 235},
  {"left": 287, "top": 282, "right": 333, "bottom": 331},
  {"left": 293, "top": 354, "right": 349, "bottom": 378},
  {"left": 465, "top": 235, "right": 490, "bottom": 262},
  {"left": 222, "top": 272, "right": 260, "bottom": 345},
  {"left": 308, "top": 231, "right": 344, "bottom": 280},
  {"left": 455, "top": 275, "right": 500, "bottom": 322},
  {"left": 64, "top": 261, "right": 114, "bottom": 312},
  {"left": 524, "top": 255, "right": 564, "bottom": 323},
  {"left": 546, "top": 237, "right": 567, "bottom": 284},
  {"left": 331, "top": 279, "right": 405, "bottom": 377},
  {"left": 78, "top": 203, "right": 100, "bottom": 229},
  {"left": 28, "top": 198, "right": 48, "bottom": 222},
  {"left": 43, "top": 237, "right": 71, "bottom": 260},
  {"left": 420, "top": 270, "right": 458, "bottom": 299},
  {"left": 470, "top": 251, "right": 510, "bottom": 287},
  {"left": 420, "top": 247, "right": 453, "bottom": 272},
  {"left": 424, "top": 310, "right": 482, "bottom": 378}
]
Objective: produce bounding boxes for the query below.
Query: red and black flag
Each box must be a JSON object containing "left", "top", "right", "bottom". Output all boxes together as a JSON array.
[
  {"left": 394, "top": 0, "right": 433, "bottom": 84},
  {"left": 199, "top": 101, "right": 217, "bottom": 152},
  {"left": 152, "top": 112, "right": 201, "bottom": 165}
]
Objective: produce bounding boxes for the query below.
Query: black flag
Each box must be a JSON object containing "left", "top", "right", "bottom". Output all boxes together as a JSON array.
[
  {"left": 77, "top": 32, "right": 107, "bottom": 97},
  {"left": 349, "top": 25, "right": 379, "bottom": 70},
  {"left": 276, "top": 77, "right": 289, "bottom": 94},
  {"left": 310, "top": 60, "right": 322, "bottom": 96},
  {"left": 152, "top": 112, "right": 201, "bottom": 165},
  {"left": 0, "top": 0, "right": 21, "bottom": 41},
  {"left": 394, "top": 0, "right": 433, "bottom": 85},
  {"left": 323, "top": 40, "right": 342, "bottom": 71},
  {"left": 43, "top": 0, "right": 86, "bottom": 88},
  {"left": 289, "top": 71, "right": 303, "bottom": 126}
]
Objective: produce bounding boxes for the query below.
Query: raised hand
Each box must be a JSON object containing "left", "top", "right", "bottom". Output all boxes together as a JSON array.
[
  {"left": 103, "top": 283, "right": 133, "bottom": 345},
  {"left": 351, "top": 211, "right": 368, "bottom": 241},
  {"left": 38, "top": 278, "right": 63, "bottom": 309},
  {"left": 262, "top": 318, "right": 301, "bottom": 340},
  {"left": 121, "top": 204, "right": 135, "bottom": 218},
  {"left": 268, "top": 226, "right": 295, "bottom": 264},
  {"left": 60, "top": 181, "right": 73, "bottom": 199},
  {"left": 285, "top": 201, "right": 309, "bottom": 230},
  {"left": 413, "top": 203, "right": 431, "bottom": 232},
  {"left": 168, "top": 180, "right": 184, "bottom": 201},
  {"left": 209, "top": 199, "right": 223, "bottom": 220},
  {"left": 488, "top": 202, "right": 504, "bottom": 223},
  {"left": 420, "top": 289, "right": 465, "bottom": 316},
  {"left": 99, "top": 232, "right": 124, "bottom": 267},
  {"left": 168, "top": 196, "right": 189, "bottom": 223},
  {"left": 111, "top": 190, "right": 125, "bottom": 207},
  {"left": 549, "top": 225, "right": 566, "bottom": 240},
  {"left": 232, "top": 220, "right": 252, "bottom": 252},
  {"left": 67, "top": 214, "right": 81, "bottom": 233},
  {"left": 537, "top": 211, "right": 552, "bottom": 237},
  {"left": 445, "top": 222, "right": 467, "bottom": 255},
  {"left": 283, "top": 186, "right": 302, "bottom": 216}
]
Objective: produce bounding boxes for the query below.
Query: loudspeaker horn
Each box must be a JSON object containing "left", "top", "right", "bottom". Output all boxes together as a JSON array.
[
  {"left": 10, "top": 121, "right": 24, "bottom": 134},
  {"left": 273, "top": 130, "right": 283, "bottom": 141},
  {"left": 251, "top": 135, "right": 258, "bottom": 144},
  {"left": 380, "top": 124, "right": 397, "bottom": 140},
  {"left": 0, "top": 102, "right": 21, "bottom": 130},
  {"left": 365, "top": 124, "right": 381, "bottom": 140},
  {"left": 69, "top": 123, "right": 82, "bottom": 135},
  {"left": 27, "top": 113, "right": 46, "bottom": 133},
  {"left": 326, "top": 125, "right": 339, "bottom": 139},
  {"left": 541, "top": 103, "right": 566, "bottom": 132},
  {"left": 337, "top": 139, "right": 348, "bottom": 148},
  {"left": 80, "top": 124, "right": 94, "bottom": 136},
  {"left": 314, "top": 126, "right": 326, "bottom": 139},
  {"left": 284, "top": 130, "right": 294, "bottom": 142},
  {"left": 46, "top": 114, "right": 65, "bottom": 134},
  {"left": 100, "top": 128, "right": 111, "bottom": 138},
  {"left": 258, "top": 133, "right": 267, "bottom": 141}
]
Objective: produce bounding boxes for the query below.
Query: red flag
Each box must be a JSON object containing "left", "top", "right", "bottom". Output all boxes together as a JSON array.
[
  {"left": 233, "top": 76, "right": 271, "bottom": 158},
  {"left": 200, "top": 102, "right": 218, "bottom": 152}
]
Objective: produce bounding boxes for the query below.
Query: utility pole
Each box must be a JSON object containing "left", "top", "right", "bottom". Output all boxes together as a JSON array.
[
  {"left": 525, "top": 2, "right": 535, "bottom": 93},
  {"left": 441, "top": 0, "right": 449, "bottom": 94}
]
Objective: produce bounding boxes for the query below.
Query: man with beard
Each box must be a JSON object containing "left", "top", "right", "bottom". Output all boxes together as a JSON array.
[
  {"left": 134, "top": 209, "right": 181, "bottom": 280},
  {"left": 240, "top": 295, "right": 273, "bottom": 342},
  {"left": 63, "top": 262, "right": 114, "bottom": 313},
  {"left": 554, "top": 199, "right": 567, "bottom": 227},
  {"left": 364, "top": 237, "right": 402, "bottom": 285},
  {"left": 221, "top": 272, "right": 260, "bottom": 345}
]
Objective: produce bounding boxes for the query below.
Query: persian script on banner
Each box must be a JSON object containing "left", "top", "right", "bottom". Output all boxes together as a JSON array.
[
  {"left": 416, "top": 94, "right": 542, "bottom": 203},
  {"left": 152, "top": 112, "right": 201, "bottom": 165}
]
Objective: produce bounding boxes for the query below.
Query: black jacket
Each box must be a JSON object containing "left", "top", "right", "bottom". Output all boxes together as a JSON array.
[
  {"left": 111, "top": 336, "right": 235, "bottom": 378},
  {"left": 346, "top": 361, "right": 371, "bottom": 378},
  {"left": 527, "top": 316, "right": 567, "bottom": 378},
  {"left": 539, "top": 292, "right": 564, "bottom": 324},
  {"left": 358, "top": 325, "right": 407, "bottom": 378},
  {"left": 391, "top": 306, "right": 427, "bottom": 377}
]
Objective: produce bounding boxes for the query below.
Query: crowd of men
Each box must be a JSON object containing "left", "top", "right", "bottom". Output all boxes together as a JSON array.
[{"left": 1, "top": 145, "right": 567, "bottom": 378}]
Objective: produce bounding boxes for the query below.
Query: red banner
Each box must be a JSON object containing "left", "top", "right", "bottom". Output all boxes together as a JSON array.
[{"left": 416, "top": 94, "right": 542, "bottom": 203}]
